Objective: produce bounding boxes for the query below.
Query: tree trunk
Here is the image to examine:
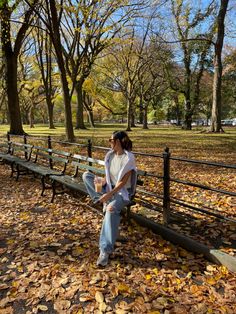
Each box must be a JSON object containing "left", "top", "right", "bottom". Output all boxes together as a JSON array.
[
  {"left": 49, "top": 0, "right": 74, "bottom": 142},
  {"left": 142, "top": 103, "right": 148, "bottom": 129},
  {"left": 182, "top": 65, "right": 192, "bottom": 130},
  {"left": 61, "top": 73, "right": 75, "bottom": 141},
  {"left": 1, "top": 0, "right": 37, "bottom": 135},
  {"left": 86, "top": 109, "right": 95, "bottom": 128},
  {"left": 46, "top": 96, "right": 55, "bottom": 129},
  {"left": 173, "top": 94, "right": 181, "bottom": 125},
  {"left": 126, "top": 98, "right": 132, "bottom": 131},
  {"left": 182, "top": 97, "right": 192, "bottom": 130},
  {"left": 29, "top": 105, "right": 35, "bottom": 128},
  {"left": 2, "top": 37, "right": 24, "bottom": 134},
  {"left": 131, "top": 111, "right": 136, "bottom": 127},
  {"left": 211, "top": 0, "right": 229, "bottom": 132},
  {"left": 139, "top": 97, "right": 144, "bottom": 124},
  {"left": 75, "top": 81, "right": 86, "bottom": 129}
]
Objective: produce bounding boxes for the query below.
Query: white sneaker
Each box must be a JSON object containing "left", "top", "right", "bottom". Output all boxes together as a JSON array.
[{"left": 96, "top": 251, "right": 109, "bottom": 266}]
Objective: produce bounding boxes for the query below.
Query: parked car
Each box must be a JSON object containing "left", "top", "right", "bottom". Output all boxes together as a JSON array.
[{"left": 221, "top": 119, "right": 234, "bottom": 126}]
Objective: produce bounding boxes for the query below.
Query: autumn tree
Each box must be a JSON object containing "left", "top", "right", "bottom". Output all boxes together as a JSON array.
[
  {"left": 210, "top": 0, "right": 229, "bottom": 132},
  {"left": 60, "top": 0, "right": 146, "bottom": 130},
  {"left": 34, "top": 22, "right": 58, "bottom": 129},
  {"left": 221, "top": 46, "right": 236, "bottom": 118},
  {"left": 170, "top": 0, "right": 215, "bottom": 130},
  {"left": 0, "top": 0, "right": 39, "bottom": 134},
  {"left": 136, "top": 37, "right": 169, "bottom": 129}
]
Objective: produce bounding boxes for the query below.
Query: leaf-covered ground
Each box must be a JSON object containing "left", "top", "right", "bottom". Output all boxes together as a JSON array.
[{"left": 0, "top": 166, "right": 236, "bottom": 314}]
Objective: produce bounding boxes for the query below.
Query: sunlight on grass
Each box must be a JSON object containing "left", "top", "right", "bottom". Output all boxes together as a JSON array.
[{"left": 0, "top": 123, "right": 235, "bottom": 161}]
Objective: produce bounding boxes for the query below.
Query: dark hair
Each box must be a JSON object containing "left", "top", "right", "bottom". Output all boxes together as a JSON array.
[{"left": 113, "top": 131, "right": 132, "bottom": 151}]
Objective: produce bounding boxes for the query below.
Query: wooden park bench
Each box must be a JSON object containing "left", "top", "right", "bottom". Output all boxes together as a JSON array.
[
  {"left": 12, "top": 146, "right": 71, "bottom": 196},
  {"left": 50, "top": 154, "right": 106, "bottom": 202},
  {"left": 0, "top": 140, "right": 11, "bottom": 162},
  {"left": 0, "top": 142, "right": 33, "bottom": 177}
]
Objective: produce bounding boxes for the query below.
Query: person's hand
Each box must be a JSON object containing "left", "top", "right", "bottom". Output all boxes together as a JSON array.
[
  {"left": 94, "top": 176, "right": 106, "bottom": 186},
  {"left": 99, "top": 192, "right": 112, "bottom": 203}
]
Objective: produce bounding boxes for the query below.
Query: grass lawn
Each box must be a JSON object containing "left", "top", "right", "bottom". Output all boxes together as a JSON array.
[{"left": 0, "top": 123, "right": 235, "bottom": 163}]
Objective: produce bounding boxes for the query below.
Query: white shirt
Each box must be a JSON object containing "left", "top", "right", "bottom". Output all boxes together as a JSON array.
[
  {"left": 104, "top": 149, "right": 137, "bottom": 201},
  {"left": 109, "top": 153, "right": 131, "bottom": 188}
]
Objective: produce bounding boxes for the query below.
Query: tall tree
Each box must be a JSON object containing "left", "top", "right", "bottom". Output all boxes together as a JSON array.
[
  {"left": 35, "top": 23, "right": 57, "bottom": 129},
  {"left": 210, "top": 0, "right": 229, "bottom": 132},
  {"left": 170, "top": 0, "right": 214, "bottom": 130},
  {"left": 60, "top": 0, "right": 146, "bottom": 130},
  {"left": 0, "top": 0, "right": 38, "bottom": 134},
  {"left": 45, "top": 0, "right": 75, "bottom": 141}
]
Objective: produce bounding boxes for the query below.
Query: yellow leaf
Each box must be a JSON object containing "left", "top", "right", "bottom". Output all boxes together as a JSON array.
[
  {"left": 17, "top": 266, "right": 23, "bottom": 272},
  {"left": 152, "top": 268, "right": 159, "bottom": 276},
  {"left": 148, "top": 311, "right": 160, "bottom": 314},
  {"left": 7, "top": 239, "right": 14, "bottom": 245},
  {"left": 219, "top": 266, "right": 228, "bottom": 275},
  {"left": 72, "top": 246, "right": 84, "bottom": 257},
  {"left": 145, "top": 274, "right": 152, "bottom": 280},
  {"left": 206, "top": 278, "right": 216, "bottom": 285},
  {"left": 117, "top": 283, "right": 130, "bottom": 293},
  {"left": 37, "top": 305, "right": 48, "bottom": 311},
  {"left": 163, "top": 247, "right": 172, "bottom": 253},
  {"left": 175, "top": 278, "right": 181, "bottom": 285}
]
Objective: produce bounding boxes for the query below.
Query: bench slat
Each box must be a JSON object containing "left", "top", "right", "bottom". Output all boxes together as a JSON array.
[
  {"left": 36, "top": 151, "right": 69, "bottom": 163},
  {"left": 71, "top": 161, "right": 105, "bottom": 174},
  {"left": 73, "top": 154, "right": 105, "bottom": 166}
]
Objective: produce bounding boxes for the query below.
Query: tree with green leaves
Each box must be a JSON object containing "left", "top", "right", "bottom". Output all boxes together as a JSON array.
[
  {"left": 170, "top": 0, "right": 214, "bottom": 130},
  {"left": 60, "top": 0, "right": 146, "bottom": 130},
  {"left": 0, "top": 0, "right": 39, "bottom": 134}
]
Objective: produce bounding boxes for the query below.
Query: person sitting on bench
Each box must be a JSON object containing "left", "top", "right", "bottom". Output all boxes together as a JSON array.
[{"left": 82, "top": 131, "right": 137, "bottom": 266}]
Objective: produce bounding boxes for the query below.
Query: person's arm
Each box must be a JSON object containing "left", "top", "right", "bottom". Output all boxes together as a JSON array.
[{"left": 99, "top": 170, "right": 132, "bottom": 203}]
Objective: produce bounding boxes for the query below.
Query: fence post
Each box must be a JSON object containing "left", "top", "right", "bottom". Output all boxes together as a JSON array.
[
  {"left": 87, "top": 139, "right": 92, "bottom": 158},
  {"left": 7, "top": 133, "right": 10, "bottom": 153},
  {"left": 24, "top": 135, "right": 28, "bottom": 159},
  {"left": 163, "top": 147, "right": 171, "bottom": 225},
  {"left": 48, "top": 135, "right": 53, "bottom": 169}
]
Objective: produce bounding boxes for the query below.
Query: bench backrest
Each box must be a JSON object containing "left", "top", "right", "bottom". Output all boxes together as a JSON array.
[
  {"left": 33, "top": 146, "right": 71, "bottom": 173},
  {"left": 0, "top": 141, "right": 11, "bottom": 154},
  {"left": 11, "top": 142, "right": 33, "bottom": 161},
  {"left": 72, "top": 154, "right": 105, "bottom": 176}
]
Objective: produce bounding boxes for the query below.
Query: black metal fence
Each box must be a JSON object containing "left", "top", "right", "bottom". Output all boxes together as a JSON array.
[{"left": 3, "top": 134, "right": 236, "bottom": 225}]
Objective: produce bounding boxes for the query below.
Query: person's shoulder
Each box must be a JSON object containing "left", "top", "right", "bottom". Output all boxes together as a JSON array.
[
  {"left": 105, "top": 149, "right": 114, "bottom": 160},
  {"left": 125, "top": 150, "right": 135, "bottom": 160}
]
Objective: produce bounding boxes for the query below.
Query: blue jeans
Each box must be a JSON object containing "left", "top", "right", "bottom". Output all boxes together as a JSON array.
[{"left": 82, "top": 171, "right": 130, "bottom": 253}]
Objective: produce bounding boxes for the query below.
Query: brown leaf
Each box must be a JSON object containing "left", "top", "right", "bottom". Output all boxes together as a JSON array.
[{"left": 0, "top": 307, "right": 13, "bottom": 314}]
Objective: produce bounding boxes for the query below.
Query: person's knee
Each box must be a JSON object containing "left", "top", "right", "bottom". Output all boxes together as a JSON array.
[
  {"left": 82, "top": 171, "right": 91, "bottom": 182},
  {"left": 106, "top": 203, "right": 122, "bottom": 214},
  {"left": 106, "top": 204, "right": 114, "bottom": 212}
]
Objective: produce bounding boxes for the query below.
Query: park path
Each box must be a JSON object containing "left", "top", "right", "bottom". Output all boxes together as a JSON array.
[{"left": 0, "top": 166, "right": 235, "bottom": 314}]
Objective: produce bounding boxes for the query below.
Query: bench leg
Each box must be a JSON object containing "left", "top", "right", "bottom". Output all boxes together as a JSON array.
[
  {"left": 10, "top": 162, "right": 14, "bottom": 178},
  {"left": 41, "top": 176, "right": 45, "bottom": 196},
  {"left": 16, "top": 164, "right": 20, "bottom": 181},
  {"left": 51, "top": 180, "right": 56, "bottom": 203},
  {"left": 126, "top": 204, "right": 131, "bottom": 224}
]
